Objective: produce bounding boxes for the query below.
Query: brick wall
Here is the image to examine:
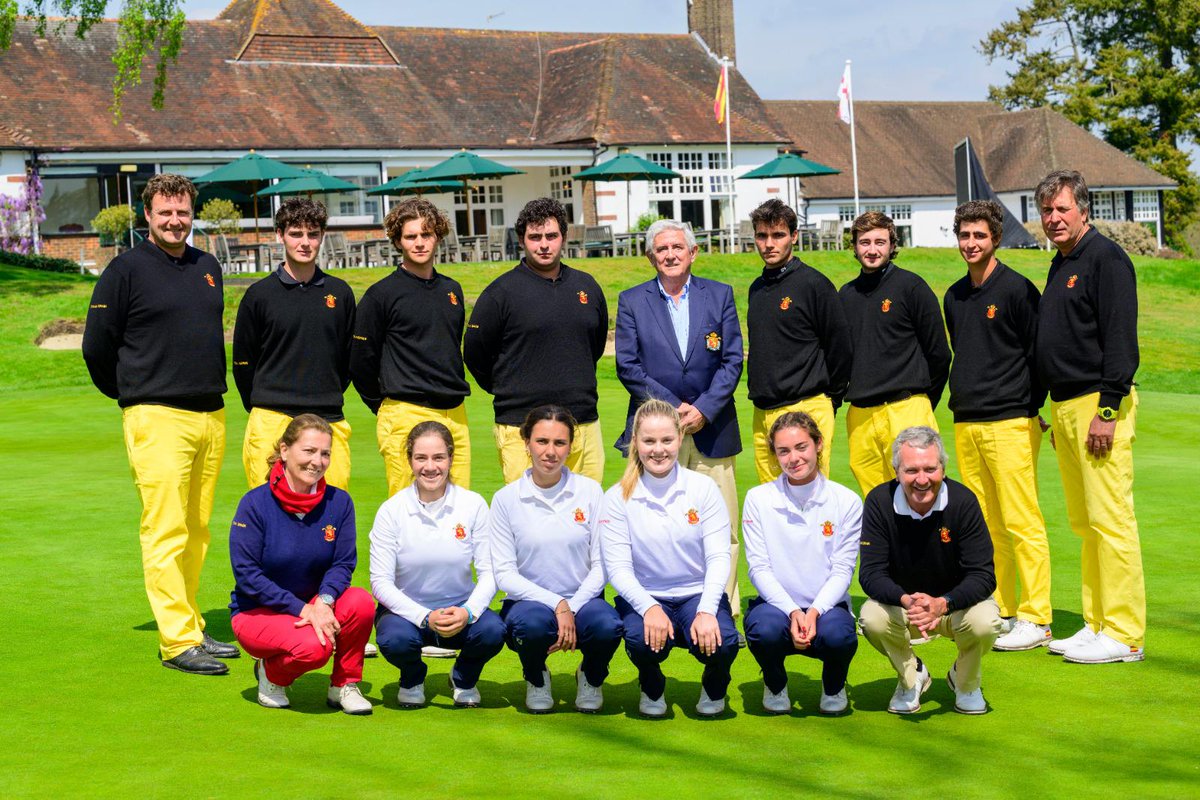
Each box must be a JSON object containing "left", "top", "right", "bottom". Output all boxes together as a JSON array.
[{"left": 687, "top": 0, "right": 736, "bottom": 61}]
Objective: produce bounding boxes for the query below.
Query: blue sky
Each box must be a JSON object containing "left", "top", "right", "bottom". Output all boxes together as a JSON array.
[{"left": 185, "top": 0, "right": 1026, "bottom": 103}]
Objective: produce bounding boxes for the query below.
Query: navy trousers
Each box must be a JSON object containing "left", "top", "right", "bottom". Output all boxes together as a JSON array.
[
  {"left": 500, "top": 597, "right": 623, "bottom": 687},
  {"left": 615, "top": 593, "right": 739, "bottom": 702},
  {"left": 375, "top": 606, "right": 505, "bottom": 690},
  {"left": 743, "top": 598, "right": 857, "bottom": 695}
]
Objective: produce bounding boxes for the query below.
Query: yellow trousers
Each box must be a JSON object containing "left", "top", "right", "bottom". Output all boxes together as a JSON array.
[
  {"left": 752, "top": 395, "right": 835, "bottom": 483},
  {"left": 378, "top": 399, "right": 471, "bottom": 495},
  {"left": 847, "top": 394, "right": 937, "bottom": 496},
  {"left": 860, "top": 598, "right": 1003, "bottom": 693},
  {"left": 494, "top": 420, "right": 605, "bottom": 485},
  {"left": 122, "top": 404, "right": 225, "bottom": 659},
  {"left": 678, "top": 434, "right": 741, "bottom": 616},
  {"left": 242, "top": 407, "right": 352, "bottom": 491},
  {"left": 955, "top": 417, "right": 1052, "bottom": 624},
  {"left": 1051, "top": 390, "right": 1145, "bottom": 648}
]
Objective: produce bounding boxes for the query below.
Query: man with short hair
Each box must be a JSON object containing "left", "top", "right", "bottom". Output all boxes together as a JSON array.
[
  {"left": 858, "top": 427, "right": 1002, "bottom": 715},
  {"left": 1035, "top": 169, "right": 1145, "bottom": 664},
  {"left": 614, "top": 218, "right": 744, "bottom": 614},
  {"left": 747, "top": 199, "right": 852, "bottom": 481},
  {"left": 233, "top": 198, "right": 356, "bottom": 490},
  {"left": 943, "top": 199, "right": 1052, "bottom": 652},
  {"left": 839, "top": 211, "right": 951, "bottom": 496},
  {"left": 351, "top": 197, "right": 472, "bottom": 493},
  {"left": 83, "top": 173, "right": 237, "bottom": 675},
  {"left": 464, "top": 197, "right": 608, "bottom": 483}
]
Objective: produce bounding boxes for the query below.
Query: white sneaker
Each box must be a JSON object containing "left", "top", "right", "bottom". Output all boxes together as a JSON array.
[
  {"left": 363, "top": 642, "right": 378, "bottom": 658},
  {"left": 994, "top": 619, "right": 1052, "bottom": 651},
  {"left": 762, "top": 684, "right": 791, "bottom": 715},
  {"left": 696, "top": 687, "right": 726, "bottom": 717},
  {"left": 887, "top": 662, "right": 931, "bottom": 714},
  {"left": 326, "top": 682, "right": 373, "bottom": 715},
  {"left": 422, "top": 645, "right": 458, "bottom": 658},
  {"left": 254, "top": 659, "right": 289, "bottom": 709},
  {"left": 449, "top": 674, "right": 481, "bottom": 707},
  {"left": 396, "top": 682, "right": 426, "bottom": 708},
  {"left": 1048, "top": 625, "right": 1097, "bottom": 655},
  {"left": 638, "top": 691, "right": 667, "bottom": 718},
  {"left": 1062, "top": 631, "right": 1145, "bottom": 664},
  {"left": 819, "top": 687, "right": 849, "bottom": 716},
  {"left": 946, "top": 665, "right": 988, "bottom": 714},
  {"left": 574, "top": 669, "right": 603, "bottom": 713},
  {"left": 525, "top": 669, "right": 554, "bottom": 713}
]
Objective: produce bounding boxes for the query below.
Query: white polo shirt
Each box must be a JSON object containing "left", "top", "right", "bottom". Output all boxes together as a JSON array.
[
  {"left": 490, "top": 467, "right": 607, "bottom": 612},
  {"left": 742, "top": 473, "right": 863, "bottom": 616},
  {"left": 600, "top": 465, "right": 731, "bottom": 616},
  {"left": 368, "top": 483, "right": 495, "bottom": 626}
]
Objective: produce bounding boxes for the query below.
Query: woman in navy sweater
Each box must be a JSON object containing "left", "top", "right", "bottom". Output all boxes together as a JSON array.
[{"left": 229, "top": 414, "right": 374, "bottom": 714}]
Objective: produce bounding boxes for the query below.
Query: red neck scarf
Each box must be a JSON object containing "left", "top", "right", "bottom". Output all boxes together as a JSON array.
[{"left": 269, "top": 459, "right": 326, "bottom": 515}]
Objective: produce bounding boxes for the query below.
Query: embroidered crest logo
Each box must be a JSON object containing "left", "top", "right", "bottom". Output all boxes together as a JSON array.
[
  {"left": 204, "top": 273, "right": 215, "bottom": 288},
  {"left": 573, "top": 508, "right": 586, "bottom": 523},
  {"left": 454, "top": 524, "right": 467, "bottom": 540},
  {"left": 449, "top": 292, "right": 458, "bottom": 305},
  {"left": 323, "top": 525, "right": 336, "bottom": 542},
  {"left": 881, "top": 298, "right": 892, "bottom": 313},
  {"left": 686, "top": 508, "right": 700, "bottom": 525},
  {"left": 939, "top": 527, "right": 952, "bottom": 543},
  {"left": 986, "top": 304, "right": 997, "bottom": 319},
  {"left": 578, "top": 291, "right": 589, "bottom": 304},
  {"left": 822, "top": 520, "right": 834, "bottom": 538},
  {"left": 706, "top": 331, "right": 721, "bottom": 351},
  {"left": 779, "top": 296, "right": 792, "bottom": 311},
  {"left": 325, "top": 294, "right": 336, "bottom": 309},
  {"left": 1067, "top": 274, "right": 1078, "bottom": 289}
]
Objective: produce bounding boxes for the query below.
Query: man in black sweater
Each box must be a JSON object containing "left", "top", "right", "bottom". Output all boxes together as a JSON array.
[
  {"left": 943, "top": 200, "right": 1052, "bottom": 653},
  {"left": 233, "top": 199, "right": 356, "bottom": 490},
  {"left": 464, "top": 197, "right": 608, "bottom": 483},
  {"left": 83, "top": 174, "right": 237, "bottom": 675},
  {"left": 746, "top": 199, "right": 852, "bottom": 481},
  {"left": 1034, "top": 170, "right": 1145, "bottom": 665},
  {"left": 859, "top": 427, "right": 1001, "bottom": 715},
  {"left": 350, "top": 197, "right": 472, "bottom": 493},
  {"left": 840, "top": 211, "right": 951, "bottom": 496}
]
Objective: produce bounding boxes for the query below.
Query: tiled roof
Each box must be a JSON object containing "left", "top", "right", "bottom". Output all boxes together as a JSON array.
[{"left": 767, "top": 100, "right": 1175, "bottom": 200}]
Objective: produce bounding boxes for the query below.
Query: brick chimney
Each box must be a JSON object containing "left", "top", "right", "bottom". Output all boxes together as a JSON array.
[{"left": 687, "top": 0, "right": 736, "bottom": 62}]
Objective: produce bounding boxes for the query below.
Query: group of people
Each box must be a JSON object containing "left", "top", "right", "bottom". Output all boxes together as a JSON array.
[{"left": 83, "top": 166, "right": 1144, "bottom": 717}]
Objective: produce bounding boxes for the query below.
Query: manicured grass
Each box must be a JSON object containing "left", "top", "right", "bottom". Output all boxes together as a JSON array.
[{"left": 2, "top": 256, "right": 1199, "bottom": 797}]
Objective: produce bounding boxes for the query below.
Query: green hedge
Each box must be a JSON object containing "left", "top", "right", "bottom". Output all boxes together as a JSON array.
[{"left": 0, "top": 250, "right": 82, "bottom": 273}]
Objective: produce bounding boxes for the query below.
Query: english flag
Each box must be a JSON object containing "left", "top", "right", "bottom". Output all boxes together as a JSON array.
[
  {"left": 837, "top": 63, "right": 852, "bottom": 124},
  {"left": 714, "top": 64, "right": 728, "bottom": 124}
]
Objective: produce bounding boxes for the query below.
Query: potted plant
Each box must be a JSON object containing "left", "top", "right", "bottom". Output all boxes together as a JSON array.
[{"left": 90, "top": 204, "right": 137, "bottom": 262}]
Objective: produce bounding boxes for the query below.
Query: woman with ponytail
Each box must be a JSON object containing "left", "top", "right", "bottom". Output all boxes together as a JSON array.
[{"left": 600, "top": 399, "right": 740, "bottom": 717}]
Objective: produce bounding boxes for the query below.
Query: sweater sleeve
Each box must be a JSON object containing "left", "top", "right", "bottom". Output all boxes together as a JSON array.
[
  {"left": 944, "top": 490, "right": 997, "bottom": 608},
  {"left": 368, "top": 501, "right": 432, "bottom": 625},
  {"left": 567, "top": 489, "right": 609, "bottom": 612},
  {"left": 462, "top": 286, "right": 502, "bottom": 393},
  {"left": 318, "top": 494, "right": 357, "bottom": 600},
  {"left": 338, "top": 286, "right": 357, "bottom": 393},
  {"left": 614, "top": 294, "right": 682, "bottom": 407},
  {"left": 742, "top": 490, "right": 801, "bottom": 616},
  {"left": 231, "top": 290, "right": 260, "bottom": 413},
  {"left": 857, "top": 489, "right": 907, "bottom": 606},
  {"left": 1020, "top": 279, "right": 1048, "bottom": 415},
  {"left": 591, "top": 283, "right": 610, "bottom": 364},
  {"left": 697, "top": 478, "right": 732, "bottom": 616},
  {"left": 692, "top": 284, "right": 744, "bottom": 424},
  {"left": 810, "top": 491, "right": 863, "bottom": 614},
  {"left": 81, "top": 262, "right": 129, "bottom": 400},
  {"left": 348, "top": 290, "right": 385, "bottom": 414},
  {"left": 600, "top": 490, "right": 658, "bottom": 616},
  {"left": 490, "top": 490, "right": 564, "bottom": 610},
  {"left": 912, "top": 279, "right": 952, "bottom": 410},
  {"left": 463, "top": 499, "right": 497, "bottom": 620},
  {"left": 1096, "top": 253, "right": 1139, "bottom": 410},
  {"left": 815, "top": 278, "right": 854, "bottom": 410},
  {"left": 229, "top": 495, "right": 306, "bottom": 617}
]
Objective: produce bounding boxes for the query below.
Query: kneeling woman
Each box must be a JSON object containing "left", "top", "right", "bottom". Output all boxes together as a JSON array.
[
  {"left": 491, "top": 405, "right": 622, "bottom": 713},
  {"left": 742, "top": 412, "right": 862, "bottom": 715},
  {"left": 229, "top": 414, "right": 375, "bottom": 714},
  {"left": 370, "top": 421, "right": 503, "bottom": 708},
  {"left": 601, "top": 399, "right": 739, "bottom": 717}
]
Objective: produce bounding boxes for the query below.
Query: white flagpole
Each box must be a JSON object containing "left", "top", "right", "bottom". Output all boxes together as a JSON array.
[
  {"left": 724, "top": 58, "right": 736, "bottom": 254},
  {"left": 846, "top": 60, "right": 860, "bottom": 216}
]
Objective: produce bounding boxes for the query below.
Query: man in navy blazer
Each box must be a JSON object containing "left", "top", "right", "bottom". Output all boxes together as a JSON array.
[{"left": 615, "top": 218, "right": 745, "bottom": 616}]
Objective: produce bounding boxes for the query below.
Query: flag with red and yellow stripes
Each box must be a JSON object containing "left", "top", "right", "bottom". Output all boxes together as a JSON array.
[{"left": 713, "top": 64, "right": 728, "bottom": 124}]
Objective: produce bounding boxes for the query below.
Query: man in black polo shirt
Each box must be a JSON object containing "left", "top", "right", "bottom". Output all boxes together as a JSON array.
[
  {"left": 1034, "top": 169, "right": 1144, "bottom": 664},
  {"left": 83, "top": 173, "right": 237, "bottom": 675},
  {"left": 840, "top": 211, "right": 951, "bottom": 496},
  {"left": 233, "top": 198, "right": 356, "bottom": 489},
  {"left": 943, "top": 200, "right": 1052, "bottom": 652},
  {"left": 858, "top": 427, "right": 1002, "bottom": 715},
  {"left": 464, "top": 197, "right": 608, "bottom": 483},
  {"left": 746, "top": 199, "right": 852, "bottom": 481}
]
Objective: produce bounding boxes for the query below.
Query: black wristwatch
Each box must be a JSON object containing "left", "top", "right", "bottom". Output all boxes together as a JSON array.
[{"left": 941, "top": 595, "right": 953, "bottom": 612}]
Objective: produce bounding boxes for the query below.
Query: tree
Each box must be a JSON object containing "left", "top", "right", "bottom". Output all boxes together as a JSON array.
[
  {"left": 0, "top": 0, "right": 185, "bottom": 119},
  {"left": 980, "top": 0, "right": 1200, "bottom": 250}
]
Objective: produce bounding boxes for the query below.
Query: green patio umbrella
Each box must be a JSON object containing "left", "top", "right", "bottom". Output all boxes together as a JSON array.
[
  {"left": 573, "top": 152, "right": 681, "bottom": 233},
  {"left": 741, "top": 152, "right": 840, "bottom": 213},
  {"left": 417, "top": 151, "right": 525, "bottom": 235},
  {"left": 254, "top": 168, "right": 360, "bottom": 198},
  {"left": 193, "top": 152, "right": 310, "bottom": 240},
  {"left": 367, "top": 168, "right": 462, "bottom": 198}
]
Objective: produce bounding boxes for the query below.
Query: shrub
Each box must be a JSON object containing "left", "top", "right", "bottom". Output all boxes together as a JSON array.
[
  {"left": 198, "top": 199, "right": 241, "bottom": 237},
  {"left": 633, "top": 211, "right": 664, "bottom": 232},
  {"left": 1092, "top": 220, "right": 1158, "bottom": 257},
  {"left": 0, "top": 249, "right": 81, "bottom": 273},
  {"left": 1022, "top": 220, "right": 1051, "bottom": 250}
]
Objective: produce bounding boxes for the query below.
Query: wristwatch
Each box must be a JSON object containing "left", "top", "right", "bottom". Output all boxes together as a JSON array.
[
  {"left": 1097, "top": 406, "right": 1118, "bottom": 421},
  {"left": 318, "top": 593, "right": 336, "bottom": 608},
  {"left": 940, "top": 595, "right": 954, "bottom": 613}
]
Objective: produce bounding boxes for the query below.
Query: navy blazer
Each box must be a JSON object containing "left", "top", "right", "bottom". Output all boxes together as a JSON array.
[{"left": 614, "top": 275, "right": 743, "bottom": 458}]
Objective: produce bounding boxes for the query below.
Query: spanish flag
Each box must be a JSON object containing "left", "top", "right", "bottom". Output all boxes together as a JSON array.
[{"left": 713, "top": 64, "right": 728, "bottom": 124}]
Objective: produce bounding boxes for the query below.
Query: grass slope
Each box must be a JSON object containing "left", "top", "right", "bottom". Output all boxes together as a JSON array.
[{"left": 2, "top": 253, "right": 1199, "bottom": 798}]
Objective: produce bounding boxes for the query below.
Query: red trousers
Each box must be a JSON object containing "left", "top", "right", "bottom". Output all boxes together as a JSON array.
[{"left": 232, "top": 586, "right": 374, "bottom": 687}]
